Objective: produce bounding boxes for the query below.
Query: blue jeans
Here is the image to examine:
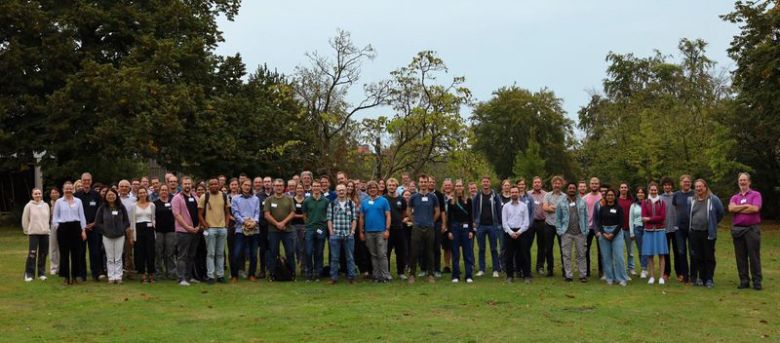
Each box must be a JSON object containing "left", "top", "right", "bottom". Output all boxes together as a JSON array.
[
  {"left": 233, "top": 232, "right": 259, "bottom": 277},
  {"left": 329, "top": 235, "right": 356, "bottom": 280},
  {"left": 450, "top": 223, "right": 474, "bottom": 280},
  {"left": 600, "top": 229, "right": 628, "bottom": 282},
  {"left": 205, "top": 228, "right": 227, "bottom": 279},
  {"left": 622, "top": 229, "right": 635, "bottom": 271},
  {"left": 269, "top": 230, "right": 296, "bottom": 278},
  {"left": 305, "top": 229, "right": 326, "bottom": 279},
  {"left": 633, "top": 227, "right": 649, "bottom": 270},
  {"left": 477, "top": 224, "right": 499, "bottom": 272}
]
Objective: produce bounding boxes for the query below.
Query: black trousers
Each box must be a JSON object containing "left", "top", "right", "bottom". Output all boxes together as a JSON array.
[
  {"left": 227, "top": 225, "right": 245, "bottom": 276},
  {"left": 732, "top": 225, "right": 762, "bottom": 284},
  {"left": 387, "top": 227, "right": 408, "bottom": 276},
  {"left": 134, "top": 223, "right": 156, "bottom": 275},
  {"left": 353, "top": 236, "right": 372, "bottom": 275},
  {"left": 57, "top": 221, "right": 84, "bottom": 281},
  {"left": 690, "top": 230, "right": 716, "bottom": 282},
  {"left": 586, "top": 230, "right": 603, "bottom": 277},
  {"left": 25, "top": 234, "right": 49, "bottom": 277},
  {"left": 505, "top": 230, "right": 533, "bottom": 278},
  {"left": 664, "top": 231, "right": 680, "bottom": 277},
  {"left": 258, "top": 224, "right": 269, "bottom": 274},
  {"left": 536, "top": 221, "right": 561, "bottom": 275}
]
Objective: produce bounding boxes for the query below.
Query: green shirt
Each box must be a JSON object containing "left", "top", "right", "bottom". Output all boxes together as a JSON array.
[
  {"left": 302, "top": 195, "right": 330, "bottom": 231},
  {"left": 263, "top": 195, "right": 295, "bottom": 232}
]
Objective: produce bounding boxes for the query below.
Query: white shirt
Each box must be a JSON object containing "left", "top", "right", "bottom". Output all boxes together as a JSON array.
[{"left": 501, "top": 200, "right": 530, "bottom": 234}]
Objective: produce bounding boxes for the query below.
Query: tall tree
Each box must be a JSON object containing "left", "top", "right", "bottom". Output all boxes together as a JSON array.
[{"left": 721, "top": 0, "right": 780, "bottom": 217}]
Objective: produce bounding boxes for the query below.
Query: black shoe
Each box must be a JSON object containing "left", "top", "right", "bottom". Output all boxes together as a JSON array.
[
  {"left": 217, "top": 277, "right": 226, "bottom": 284},
  {"left": 737, "top": 281, "right": 750, "bottom": 289},
  {"left": 753, "top": 283, "right": 762, "bottom": 291},
  {"left": 505, "top": 277, "right": 514, "bottom": 283},
  {"left": 207, "top": 278, "right": 215, "bottom": 285},
  {"left": 546, "top": 272, "right": 554, "bottom": 278},
  {"left": 705, "top": 280, "right": 714, "bottom": 289},
  {"left": 565, "top": 277, "right": 573, "bottom": 282},
  {"left": 694, "top": 279, "right": 704, "bottom": 287},
  {"left": 258, "top": 271, "right": 266, "bottom": 279},
  {"left": 580, "top": 277, "right": 588, "bottom": 283}
]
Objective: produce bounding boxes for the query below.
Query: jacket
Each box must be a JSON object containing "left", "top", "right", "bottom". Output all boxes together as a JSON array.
[
  {"left": 95, "top": 203, "right": 131, "bottom": 239},
  {"left": 555, "top": 196, "right": 589, "bottom": 236},
  {"left": 21, "top": 200, "right": 51, "bottom": 235},
  {"left": 472, "top": 190, "right": 503, "bottom": 226},
  {"left": 641, "top": 198, "right": 666, "bottom": 231},
  {"left": 687, "top": 193, "right": 725, "bottom": 240}
]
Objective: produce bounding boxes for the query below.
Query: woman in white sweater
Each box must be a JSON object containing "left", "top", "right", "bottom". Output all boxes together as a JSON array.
[{"left": 21, "top": 188, "right": 51, "bottom": 281}]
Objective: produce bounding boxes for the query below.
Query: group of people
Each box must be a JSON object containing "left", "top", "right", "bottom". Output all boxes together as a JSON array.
[{"left": 20, "top": 170, "right": 764, "bottom": 290}]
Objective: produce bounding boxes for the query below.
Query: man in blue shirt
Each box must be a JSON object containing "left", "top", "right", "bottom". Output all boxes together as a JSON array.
[
  {"left": 406, "top": 174, "right": 440, "bottom": 284},
  {"left": 359, "top": 181, "right": 391, "bottom": 282}
]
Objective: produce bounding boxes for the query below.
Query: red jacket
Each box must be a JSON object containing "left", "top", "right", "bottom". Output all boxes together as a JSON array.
[{"left": 640, "top": 198, "right": 666, "bottom": 231}]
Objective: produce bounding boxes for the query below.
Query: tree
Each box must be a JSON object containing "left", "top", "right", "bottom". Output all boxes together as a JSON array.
[
  {"left": 512, "top": 130, "right": 546, "bottom": 181},
  {"left": 293, "top": 29, "right": 391, "bottom": 177},
  {"left": 471, "top": 86, "right": 576, "bottom": 181},
  {"left": 721, "top": 0, "right": 780, "bottom": 217}
]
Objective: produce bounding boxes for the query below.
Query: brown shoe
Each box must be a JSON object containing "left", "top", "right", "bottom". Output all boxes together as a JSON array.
[
  {"left": 428, "top": 275, "right": 435, "bottom": 283},
  {"left": 149, "top": 274, "right": 156, "bottom": 284},
  {"left": 248, "top": 276, "right": 257, "bottom": 282},
  {"left": 408, "top": 276, "right": 416, "bottom": 284}
]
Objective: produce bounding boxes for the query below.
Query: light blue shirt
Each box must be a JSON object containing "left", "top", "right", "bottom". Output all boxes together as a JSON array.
[
  {"left": 231, "top": 193, "right": 260, "bottom": 233},
  {"left": 52, "top": 197, "right": 87, "bottom": 229}
]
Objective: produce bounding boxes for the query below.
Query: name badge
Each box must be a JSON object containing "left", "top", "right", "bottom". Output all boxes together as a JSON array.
[
  {"left": 262, "top": 201, "right": 265, "bottom": 206},
  {"left": 112, "top": 210, "right": 118, "bottom": 216},
  {"left": 368, "top": 201, "right": 374, "bottom": 205},
  {"left": 610, "top": 208, "right": 617, "bottom": 214},
  {"left": 462, "top": 223, "right": 469, "bottom": 229},
  {"left": 316, "top": 229, "right": 323, "bottom": 235},
  {"left": 146, "top": 222, "right": 153, "bottom": 228},
  {"left": 397, "top": 201, "right": 402, "bottom": 207},
  {"left": 37, "top": 204, "right": 44, "bottom": 209},
  {"left": 296, "top": 203, "right": 302, "bottom": 208},
  {"left": 534, "top": 200, "right": 540, "bottom": 205},
  {"left": 422, "top": 197, "right": 429, "bottom": 202},
  {"left": 323, "top": 192, "right": 329, "bottom": 197},
  {"left": 305, "top": 192, "right": 311, "bottom": 198},
  {"left": 740, "top": 198, "right": 747, "bottom": 204},
  {"left": 188, "top": 197, "right": 194, "bottom": 202},
  {"left": 164, "top": 203, "right": 171, "bottom": 208},
  {"left": 90, "top": 201, "right": 97, "bottom": 206},
  {"left": 569, "top": 202, "right": 576, "bottom": 207},
  {"left": 271, "top": 203, "right": 278, "bottom": 208}
]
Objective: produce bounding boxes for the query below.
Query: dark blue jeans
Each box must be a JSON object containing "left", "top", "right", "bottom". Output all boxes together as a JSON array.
[
  {"left": 329, "top": 235, "right": 355, "bottom": 281},
  {"left": 476, "top": 224, "right": 499, "bottom": 272},
  {"left": 305, "top": 229, "right": 326, "bottom": 279},
  {"left": 86, "top": 229, "right": 105, "bottom": 279},
  {"left": 268, "top": 230, "right": 295, "bottom": 278},
  {"left": 233, "top": 232, "right": 259, "bottom": 277},
  {"left": 675, "top": 227, "right": 693, "bottom": 281},
  {"left": 450, "top": 223, "right": 474, "bottom": 280}
]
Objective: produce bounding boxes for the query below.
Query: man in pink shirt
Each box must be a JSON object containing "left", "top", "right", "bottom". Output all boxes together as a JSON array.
[
  {"left": 172, "top": 177, "right": 201, "bottom": 286},
  {"left": 582, "top": 177, "right": 603, "bottom": 278},
  {"left": 728, "top": 172, "right": 763, "bottom": 290}
]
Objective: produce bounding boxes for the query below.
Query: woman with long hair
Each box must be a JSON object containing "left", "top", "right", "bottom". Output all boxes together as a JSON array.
[
  {"left": 641, "top": 182, "right": 668, "bottom": 285},
  {"left": 48, "top": 187, "right": 61, "bottom": 276},
  {"left": 154, "top": 184, "right": 177, "bottom": 280},
  {"left": 595, "top": 189, "right": 628, "bottom": 286},
  {"left": 629, "top": 187, "right": 649, "bottom": 278},
  {"left": 443, "top": 179, "right": 474, "bottom": 283},
  {"left": 22, "top": 188, "right": 50, "bottom": 281},
  {"left": 95, "top": 188, "right": 130, "bottom": 284},
  {"left": 346, "top": 180, "right": 370, "bottom": 278},
  {"left": 131, "top": 186, "right": 156, "bottom": 283},
  {"left": 52, "top": 181, "right": 87, "bottom": 285}
]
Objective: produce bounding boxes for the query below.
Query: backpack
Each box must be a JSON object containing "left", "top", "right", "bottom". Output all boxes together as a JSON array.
[
  {"left": 330, "top": 199, "right": 355, "bottom": 221},
  {"left": 272, "top": 255, "right": 294, "bottom": 281},
  {"left": 204, "top": 191, "right": 228, "bottom": 212}
]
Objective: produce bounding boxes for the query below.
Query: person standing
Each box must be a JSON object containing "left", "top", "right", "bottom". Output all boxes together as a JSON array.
[
  {"left": 198, "top": 178, "right": 230, "bottom": 284},
  {"left": 556, "top": 182, "right": 589, "bottom": 282},
  {"left": 359, "top": 181, "right": 392, "bottom": 282},
  {"left": 501, "top": 186, "right": 531, "bottom": 283},
  {"left": 688, "top": 179, "right": 724, "bottom": 288},
  {"left": 543, "top": 176, "right": 566, "bottom": 277},
  {"left": 407, "top": 175, "right": 440, "bottom": 283},
  {"left": 131, "top": 187, "right": 156, "bottom": 283},
  {"left": 629, "top": 187, "right": 649, "bottom": 278},
  {"left": 595, "top": 189, "right": 628, "bottom": 286},
  {"left": 617, "top": 182, "right": 635, "bottom": 277},
  {"left": 231, "top": 180, "right": 260, "bottom": 283},
  {"left": 118, "top": 180, "right": 137, "bottom": 276},
  {"left": 291, "top": 183, "right": 307, "bottom": 276},
  {"left": 443, "top": 179, "right": 474, "bottom": 283},
  {"left": 529, "top": 177, "right": 549, "bottom": 276},
  {"left": 75, "top": 172, "right": 104, "bottom": 281},
  {"left": 327, "top": 184, "right": 358, "bottom": 284},
  {"left": 172, "top": 177, "right": 200, "bottom": 286},
  {"left": 642, "top": 183, "right": 668, "bottom": 285},
  {"left": 472, "top": 176, "right": 502, "bottom": 278},
  {"left": 385, "top": 178, "right": 408, "bottom": 280},
  {"left": 153, "top": 184, "right": 177, "bottom": 280},
  {"left": 429, "top": 176, "right": 446, "bottom": 278},
  {"left": 264, "top": 178, "right": 296, "bottom": 281},
  {"left": 582, "top": 177, "right": 603, "bottom": 278},
  {"left": 302, "top": 181, "right": 329, "bottom": 281},
  {"left": 52, "top": 181, "right": 87, "bottom": 284},
  {"left": 728, "top": 172, "right": 763, "bottom": 290},
  {"left": 94, "top": 188, "right": 131, "bottom": 284},
  {"left": 439, "top": 178, "right": 454, "bottom": 274},
  {"left": 22, "top": 188, "right": 51, "bottom": 281},
  {"left": 660, "top": 178, "right": 679, "bottom": 282},
  {"left": 48, "top": 187, "right": 61, "bottom": 276},
  {"left": 672, "top": 175, "right": 695, "bottom": 283}
]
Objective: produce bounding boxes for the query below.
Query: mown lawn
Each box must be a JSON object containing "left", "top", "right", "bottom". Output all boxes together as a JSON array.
[{"left": 0, "top": 219, "right": 777, "bottom": 342}]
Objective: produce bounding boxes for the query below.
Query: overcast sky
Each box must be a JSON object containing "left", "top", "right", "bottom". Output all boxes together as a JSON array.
[{"left": 215, "top": 1, "right": 739, "bottom": 126}]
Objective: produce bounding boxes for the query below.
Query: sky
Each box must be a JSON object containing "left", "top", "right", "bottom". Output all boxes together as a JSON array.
[{"left": 215, "top": 1, "right": 739, "bottom": 127}]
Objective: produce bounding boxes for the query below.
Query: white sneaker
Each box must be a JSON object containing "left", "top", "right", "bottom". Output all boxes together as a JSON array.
[
  {"left": 466, "top": 278, "right": 474, "bottom": 283},
  {"left": 659, "top": 277, "right": 666, "bottom": 285},
  {"left": 24, "top": 275, "right": 33, "bottom": 282},
  {"left": 179, "top": 280, "right": 191, "bottom": 286},
  {"left": 619, "top": 281, "right": 627, "bottom": 287},
  {"left": 399, "top": 274, "right": 408, "bottom": 280},
  {"left": 640, "top": 270, "right": 647, "bottom": 279},
  {"left": 629, "top": 269, "right": 637, "bottom": 276},
  {"left": 600, "top": 275, "right": 607, "bottom": 281},
  {"left": 476, "top": 271, "right": 485, "bottom": 277},
  {"left": 627, "top": 276, "right": 632, "bottom": 281},
  {"left": 606, "top": 280, "right": 613, "bottom": 285},
  {"left": 648, "top": 277, "right": 655, "bottom": 285},
  {"left": 38, "top": 275, "right": 47, "bottom": 281},
  {"left": 452, "top": 278, "right": 459, "bottom": 283},
  {"left": 492, "top": 271, "right": 499, "bottom": 278}
]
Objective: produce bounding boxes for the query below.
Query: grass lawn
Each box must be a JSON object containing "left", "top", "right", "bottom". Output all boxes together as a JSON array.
[{"left": 0, "top": 218, "right": 778, "bottom": 342}]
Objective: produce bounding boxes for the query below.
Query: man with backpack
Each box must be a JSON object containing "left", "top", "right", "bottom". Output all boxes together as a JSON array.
[
  {"left": 198, "top": 178, "right": 231, "bottom": 284},
  {"left": 263, "top": 178, "right": 296, "bottom": 281},
  {"left": 327, "top": 184, "right": 357, "bottom": 284}
]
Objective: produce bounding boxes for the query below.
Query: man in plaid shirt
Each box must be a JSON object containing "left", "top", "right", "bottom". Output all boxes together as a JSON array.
[{"left": 327, "top": 184, "right": 357, "bottom": 284}]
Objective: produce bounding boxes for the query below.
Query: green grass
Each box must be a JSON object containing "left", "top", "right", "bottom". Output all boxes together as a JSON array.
[{"left": 0, "top": 219, "right": 778, "bottom": 342}]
